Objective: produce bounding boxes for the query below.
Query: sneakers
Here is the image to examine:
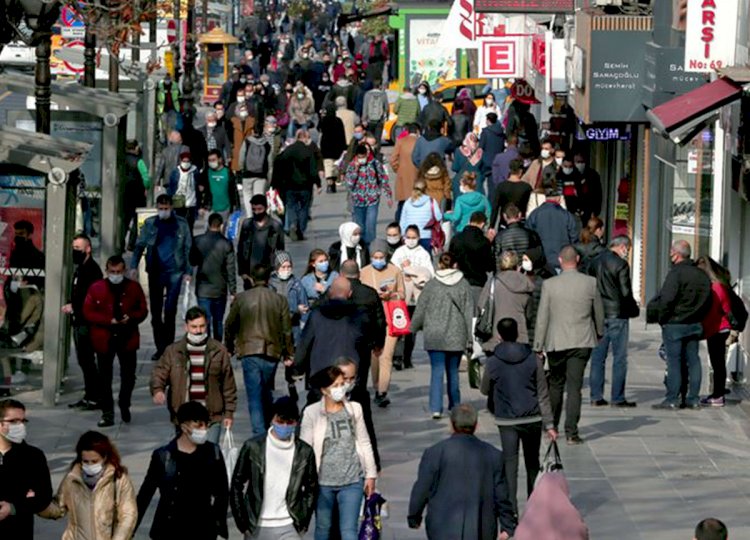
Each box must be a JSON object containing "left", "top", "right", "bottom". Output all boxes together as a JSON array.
[
  {"left": 700, "top": 396, "right": 725, "bottom": 407},
  {"left": 68, "top": 399, "right": 99, "bottom": 411},
  {"left": 374, "top": 393, "right": 390, "bottom": 408},
  {"left": 652, "top": 401, "right": 678, "bottom": 410},
  {"left": 590, "top": 399, "right": 609, "bottom": 407},
  {"left": 431, "top": 412, "right": 442, "bottom": 419},
  {"left": 611, "top": 400, "right": 637, "bottom": 408},
  {"left": 97, "top": 415, "right": 115, "bottom": 428},
  {"left": 566, "top": 435, "right": 584, "bottom": 445}
]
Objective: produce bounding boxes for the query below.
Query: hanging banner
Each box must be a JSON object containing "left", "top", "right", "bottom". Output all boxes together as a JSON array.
[
  {"left": 684, "top": 0, "right": 738, "bottom": 72},
  {"left": 437, "top": 0, "right": 517, "bottom": 50}
]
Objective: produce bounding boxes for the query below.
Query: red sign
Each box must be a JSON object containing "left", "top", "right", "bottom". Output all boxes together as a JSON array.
[
  {"left": 474, "top": 0, "right": 574, "bottom": 13},
  {"left": 62, "top": 39, "right": 85, "bottom": 74},
  {"left": 167, "top": 19, "right": 177, "bottom": 44},
  {"left": 478, "top": 38, "right": 520, "bottom": 78},
  {"left": 531, "top": 34, "right": 546, "bottom": 76}
]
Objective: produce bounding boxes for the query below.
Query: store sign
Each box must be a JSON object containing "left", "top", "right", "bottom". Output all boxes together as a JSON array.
[
  {"left": 643, "top": 44, "right": 707, "bottom": 97},
  {"left": 576, "top": 125, "right": 632, "bottom": 141},
  {"left": 478, "top": 38, "right": 522, "bottom": 78},
  {"left": 684, "top": 0, "right": 738, "bottom": 72},
  {"left": 475, "top": 0, "right": 574, "bottom": 13},
  {"left": 438, "top": 0, "right": 514, "bottom": 50}
]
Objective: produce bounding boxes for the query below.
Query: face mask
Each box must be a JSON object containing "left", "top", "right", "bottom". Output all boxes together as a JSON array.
[
  {"left": 108, "top": 274, "right": 124, "bottom": 285},
  {"left": 2, "top": 423, "right": 26, "bottom": 444},
  {"left": 350, "top": 234, "right": 361, "bottom": 245},
  {"left": 521, "top": 259, "right": 533, "bottom": 273},
  {"left": 186, "top": 332, "right": 208, "bottom": 345},
  {"left": 14, "top": 235, "right": 26, "bottom": 245},
  {"left": 72, "top": 249, "right": 86, "bottom": 265},
  {"left": 272, "top": 422, "right": 295, "bottom": 440},
  {"left": 208, "top": 161, "right": 220, "bottom": 170},
  {"left": 239, "top": 111, "right": 249, "bottom": 119},
  {"left": 206, "top": 122, "right": 217, "bottom": 129},
  {"left": 575, "top": 163, "right": 585, "bottom": 173},
  {"left": 405, "top": 238, "right": 419, "bottom": 249},
  {"left": 418, "top": 88, "right": 426, "bottom": 95},
  {"left": 386, "top": 235, "right": 401, "bottom": 245},
  {"left": 278, "top": 269, "right": 292, "bottom": 281},
  {"left": 353, "top": 132, "right": 364, "bottom": 140},
  {"left": 237, "top": 95, "right": 246, "bottom": 103},
  {"left": 262, "top": 81, "right": 269, "bottom": 87},
  {"left": 252, "top": 212, "right": 267, "bottom": 222},
  {"left": 297, "top": 93, "right": 305, "bottom": 99},
  {"left": 180, "top": 161, "right": 191, "bottom": 170},
  {"left": 554, "top": 157, "right": 563, "bottom": 166},
  {"left": 315, "top": 261, "right": 329, "bottom": 273},
  {"left": 239, "top": 77, "right": 247, "bottom": 84},
  {"left": 486, "top": 99, "right": 494, "bottom": 105},
  {"left": 188, "top": 427, "right": 208, "bottom": 445},
  {"left": 158, "top": 209, "right": 171, "bottom": 220},
  {"left": 343, "top": 381, "right": 355, "bottom": 395},
  {"left": 540, "top": 149, "right": 551, "bottom": 159},
  {"left": 82, "top": 462, "right": 103, "bottom": 476},
  {"left": 562, "top": 167, "right": 574, "bottom": 175},
  {"left": 9, "top": 281, "right": 21, "bottom": 294},
  {"left": 371, "top": 258, "right": 386, "bottom": 270},
  {"left": 357, "top": 157, "right": 367, "bottom": 165},
  {"left": 459, "top": 185, "right": 469, "bottom": 194},
  {"left": 329, "top": 386, "right": 347, "bottom": 402}
]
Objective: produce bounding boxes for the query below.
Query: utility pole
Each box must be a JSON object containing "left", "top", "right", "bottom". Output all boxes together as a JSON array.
[
  {"left": 34, "top": 32, "right": 52, "bottom": 134},
  {"left": 83, "top": 27, "right": 96, "bottom": 88},
  {"left": 183, "top": 0, "right": 196, "bottom": 114},
  {"left": 173, "top": 0, "right": 182, "bottom": 83}
]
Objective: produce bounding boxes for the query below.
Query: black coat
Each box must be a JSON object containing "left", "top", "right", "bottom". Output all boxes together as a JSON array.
[
  {"left": 479, "top": 122, "right": 506, "bottom": 171},
  {"left": 647, "top": 259, "right": 712, "bottom": 325},
  {"left": 492, "top": 222, "right": 543, "bottom": 269},
  {"left": 230, "top": 434, "right": 317, "bottom": 536},
  {"left": 237, "top": 217, "right": 285, "bottom": 277},
  {"left": 449, "top": 225, "right": 494, "bottom": 287},
  {"left": 408, "top": 433, "right": 517, "bottom": 539},
  {"left": 327, "top": 240, "right": 370, "bottom": 273},
  {"left": 319, "top": 114, "right": 348, "bottom": 160},
  {"left": 136, "top": 439, "right": 228, "bottom": 540},
  {"left": 349, "top": 278, "right": 387, "bottom": 350},
  {"left": 588, "top": 249, "right": 639, "bottom": 319},
  {"left": 0, "top": 442, "right": 53, "bottom": 540},
  {"left": 190, "top": 230, "right": 238, "bottom": 298}
]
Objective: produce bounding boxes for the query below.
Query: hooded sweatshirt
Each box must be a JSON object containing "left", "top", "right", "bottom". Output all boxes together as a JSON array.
[
  {"left": 444, "top": 191, "right": 491, "bottom": 233},
  {"left": 479, "top": 270, "right": 535, "bottom": 348},
  {"left": 399, "top": 194, "right": 441, "bottom": 239}
]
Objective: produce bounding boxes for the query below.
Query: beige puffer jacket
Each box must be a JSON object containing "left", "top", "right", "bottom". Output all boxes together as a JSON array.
[{"left": 43, "top": 464, "right": 137, "bottom": 540}]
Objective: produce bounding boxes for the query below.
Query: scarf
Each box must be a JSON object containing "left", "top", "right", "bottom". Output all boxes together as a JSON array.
[{"left": 459, "top": 133, "right": 483, "bottom": 166}]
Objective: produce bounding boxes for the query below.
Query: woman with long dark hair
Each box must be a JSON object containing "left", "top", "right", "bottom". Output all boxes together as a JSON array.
[{"left": 574, "top": 216, "right": 605, "bottom": 272}]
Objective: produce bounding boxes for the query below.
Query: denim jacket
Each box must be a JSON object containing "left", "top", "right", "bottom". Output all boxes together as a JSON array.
[
  {"left": 269, "top": 273, "right": 309, "bottom": 326},
  {"left": 131, "top": 214, "right": 192, "bottom": 275}
]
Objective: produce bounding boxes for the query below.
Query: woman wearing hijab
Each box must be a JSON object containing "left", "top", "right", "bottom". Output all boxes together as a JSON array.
[
  {"left": 451, "top": 132, "right": 488, "bottom": 198},
  {"left": 454, "top": 88, "right": 477, "bottom": 120},
  {"left": 328, "top": 222, "right": 370, "bottom": 273},
  {"left": 513, "top": 472, "right": 589, "bottom": 540}
]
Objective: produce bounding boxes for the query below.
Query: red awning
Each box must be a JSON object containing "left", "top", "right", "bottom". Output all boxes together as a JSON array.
[{"left": 647, "top": 78, "right": 742, "bottom": 138}]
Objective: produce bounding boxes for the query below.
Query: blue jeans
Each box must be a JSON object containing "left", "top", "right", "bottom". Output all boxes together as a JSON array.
[
  {"left": 428, "top": 350, "right": 462, "bottom": 414},
  {"left": 286, "top": 190, "right": 312, "bottom": 235},
  {"left": 148, "top": 271, "right": 184, "bottom": 354},
  {"left": 589, "top": 318, "right": 630, "bottom": 403},
  {"left": 662, "top": 323, "right": 703, "bottom": 406},
  {"left": 241, "top": 355, "right": 279, "bottom": 437},
  {"left": 315, "top": 480, "right": 364, "bottom": 540},
  {"left": 197, "top": 297, "right": 227, "bottom": 342},
  {"left": 352, "top": 203, "right": 379, "bottom": 246}
]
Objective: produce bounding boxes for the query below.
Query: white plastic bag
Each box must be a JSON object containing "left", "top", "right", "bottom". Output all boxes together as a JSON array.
[
  {"left": 177, "top": 280, "right": 197, "bottom": 323},
  {"left": 221, "top": 428, "right": 239, "bottom": 482}
]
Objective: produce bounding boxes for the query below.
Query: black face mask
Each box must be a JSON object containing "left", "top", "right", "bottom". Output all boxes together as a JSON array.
[
  {"left": 72, "top": 250, "right": 86, "bottom": 265},
  {"left": 252, "top": 212, "right": 267, "bottom": 222},
  {"left": 14, "top": 236, "right": 27, "bottom": 246}
]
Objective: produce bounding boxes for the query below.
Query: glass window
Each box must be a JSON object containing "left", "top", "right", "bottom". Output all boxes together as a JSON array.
[{"left": 206, "top": 46, "right": 224, "bottom": 86}]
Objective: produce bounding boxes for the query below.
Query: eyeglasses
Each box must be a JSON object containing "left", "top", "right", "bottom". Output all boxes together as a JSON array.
[{"left": 1, "top": 418, "right": 28, "bottom": 425}]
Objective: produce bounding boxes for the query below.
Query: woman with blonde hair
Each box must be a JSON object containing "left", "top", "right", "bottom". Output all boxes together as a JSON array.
[{"left": 399, "top": 179, "right": 442, "bottom": 252}]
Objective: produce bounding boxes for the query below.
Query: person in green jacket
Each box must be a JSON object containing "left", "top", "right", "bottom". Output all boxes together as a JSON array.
[
  {"left": 393, "top": 87, "right": 419, "bottom": 140},
  {"left": 444, "top": 172, "right": 491, "bottom": 233},
  {"left": 206, "top": 149, "right": 237, "bottom": 224}
]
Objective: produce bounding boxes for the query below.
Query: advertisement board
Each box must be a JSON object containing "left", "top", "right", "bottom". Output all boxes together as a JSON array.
[
  {"left": 408, "top": 18, "right": 458, "bottom": 87},
  {"left": 0, "top": 176, "right": 46, "bottom": 279},
  {"left": 684, "top": 0, "right": 738, "bottom": 72}
]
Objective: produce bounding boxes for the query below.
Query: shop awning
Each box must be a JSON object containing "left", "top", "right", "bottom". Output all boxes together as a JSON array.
[{"left": 646, "top": 78, "right": 742, "bottom": 144}]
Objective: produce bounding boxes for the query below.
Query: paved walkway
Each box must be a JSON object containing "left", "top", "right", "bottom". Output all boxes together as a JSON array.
[{"left": 20, "top": 151, "right": 750, "bottom": 539}]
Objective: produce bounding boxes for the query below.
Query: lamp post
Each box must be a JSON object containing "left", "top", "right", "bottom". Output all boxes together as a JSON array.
[{"left": 182, "top": 0, "right": 196, "bottom": 114}]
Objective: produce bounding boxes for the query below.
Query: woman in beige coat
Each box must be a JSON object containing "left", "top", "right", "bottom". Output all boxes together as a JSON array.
[{"left": 41, "top": 431, "right": 137, "bottom": 540}]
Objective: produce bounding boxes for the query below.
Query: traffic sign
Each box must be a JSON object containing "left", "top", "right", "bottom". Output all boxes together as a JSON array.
[
  {"left": 62, "top": 40, "right": 85, "bottom": 74},
  {"left": 167, "top": 20, "right": 177, "bottom": 44},
  {"left": 61, "top": 5, "right": 85, "bottom": 27}
]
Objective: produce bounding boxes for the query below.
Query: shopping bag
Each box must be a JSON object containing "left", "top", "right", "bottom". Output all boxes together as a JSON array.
[
  {"left": 535, "top": 440, "right": 563, "bottom": 487},
  {"left": 726, "top": 341, "right": 747, "bottom": 384},
  {"left": 359, "top": 492, "right": 387, "bottom": 540},
  {"left": 384, "top": 299, "right": 411, "bottom": 337},
  {"left": 266, "top": 188, "right": 285, "bottom": 216},
  {"left": 468, "top": 355, "right": 483, "bottom": 390},
  {"left": 474, "top": 278, "right": 495, "bottom": 343},
  {"left": 221, "top": 428, "right": 239, "bottom": 483},
  {"left": 177, "top": 281, "right": 197, "bottom": 323},
  {"left": 423, "top": 199, "right": 445, "bottom": 254},
  {"left": 226, "top": 209, "right": 243, "bottom": 243}
]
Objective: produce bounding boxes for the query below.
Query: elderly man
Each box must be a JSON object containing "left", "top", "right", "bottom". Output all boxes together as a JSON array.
[
  {"left": 199, "top": 110, "right": 232, "bottom": 165},
  {"left": 154, "top": 130, "right": 189, "bottom": 188}
]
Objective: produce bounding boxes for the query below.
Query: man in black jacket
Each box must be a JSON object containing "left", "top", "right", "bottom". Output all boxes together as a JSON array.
[
  {"left": 237, "top": 195, "right": 285, "bottom": 288},
  {"left": 492, "top": 203, "right": 542, "bottom": 269},
  {"left": 588, "top": 236, "right": 639, "bottom": 408},
  {"left": 0, "top": 399, "right": 53, "bottom": 540},
  {"left": 190, "top": 213, "right": 238, "bottom": 340},
  {"left": 418, "top": 91, "right": 454, "bottom": 135},
  {"left": 449, "top": 212, "right": 494, "bottom": 303},
  {"left": 64, "top": 233, "right": 103, "bottom": 410},
  {"left": 409, "top": 403, "right": 516, "bottom": 540},
  {"left": 648, "top": 240, "right": 712, "bottom": 410},
  {"left": 230, "top": 397, "right": 317, "bottom": 539}
]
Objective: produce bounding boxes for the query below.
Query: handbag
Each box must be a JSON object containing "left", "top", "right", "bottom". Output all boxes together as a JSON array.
[
  {"left": 474, "top": 278, "right": 495, "bottom": 342},
  {"left": 266, "top": 187, "right": 285, "bottom": 216},
  {"left": 172, "top": 194, "right": 186, "bottom": 208},
  {"left": 384, "top": 299, "right": 411, "bottom": 337},
  {"left": 535, "top": 440, "right": 563, "bottom": 487},
  {"left": 423, "top": 199, "right": 445, "bottom": 253},
  {"left": 359, "top": 492, "right": 387, "bottom": 540}
]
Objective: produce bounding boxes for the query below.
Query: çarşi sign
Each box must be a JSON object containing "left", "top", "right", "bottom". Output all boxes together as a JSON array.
[
  {"left": 684, "top": 0, "right": 738, "bottom": 72},
  {"left": 474, "top": 0, "right": 574, "bottom": 13}
]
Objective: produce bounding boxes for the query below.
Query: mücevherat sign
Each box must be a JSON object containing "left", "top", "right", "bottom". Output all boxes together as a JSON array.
[
  {"left": 588, "top": 30, "right": 649, "bottom": 122},
  {"left": 684, "top": 0, "right": 738, "bottom": 72}
]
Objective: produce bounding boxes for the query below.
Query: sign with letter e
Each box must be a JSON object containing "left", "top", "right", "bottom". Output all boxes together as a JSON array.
[{"left": 478, "top": 38, "right": 521, "bottom": 78}]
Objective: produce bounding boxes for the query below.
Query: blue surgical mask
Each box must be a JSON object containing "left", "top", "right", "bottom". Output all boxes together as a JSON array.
[
  {"left": 315, "top": 261, "right": 329, "bottom": 273},
  {"left": 371, "top": 259, "right": 386, "bottom": 270},
  {"left": 353, "top": 132, "right": 364, "bottom": 140},
  {"left": 272, "top": 422, "right": 295, "bottom": 440}
]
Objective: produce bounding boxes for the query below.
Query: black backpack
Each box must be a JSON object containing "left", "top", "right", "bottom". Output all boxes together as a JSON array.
[{"left": 727, "top": 285, "right": 748, "bottom": 331}]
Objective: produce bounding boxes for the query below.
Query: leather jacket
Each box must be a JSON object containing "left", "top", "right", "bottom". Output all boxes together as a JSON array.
[
  {"left": 230, "top": 435, "right": 317, "bottom": 536},
  {"left": 224, "top": 285, "right": 293, "bottom": 359},
  {"left": 588, "top": 249, "right": 638, "bottom": 319}
]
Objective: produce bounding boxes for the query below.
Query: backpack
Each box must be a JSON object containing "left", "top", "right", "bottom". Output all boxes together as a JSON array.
[
  {"left": 366, "top": 91, "right": 386, "bottom": 121},
  {"left": 244, "top": 139, "right": 267, "bottom": 175},
  {"left": 727, "top": 285, "right": 748, "bottom": 332}
]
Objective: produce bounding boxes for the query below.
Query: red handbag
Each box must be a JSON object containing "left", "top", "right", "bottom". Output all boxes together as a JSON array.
[
  {"left": 423, "top": 199, "right": 445, "bottom": 253},
  {"left": 384, "top": 299, "right": 411, "bottom": 337}
]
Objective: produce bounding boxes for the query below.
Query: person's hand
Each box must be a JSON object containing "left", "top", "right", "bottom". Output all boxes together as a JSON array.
[
  {"left": 298, "top": 304, "right": 309, "bottom": 314},
  {"left": 486, "top": 228, "right": 497, "bottom": 242},
  {"left": 317, "top": 186, "right": 323, "bottom": 195},
  {"left": 153, "top": 391, "right": 166, "bottom": 405},
  {"left": 223, "top": 417, "right": 234, "bottom": 429},
  {"left": 314, "top": 282, "right": 325, "bottom": 293},
  {"left": 111, "top": 318, "right": 118, "bottom": 325},
  {"left": 498, "top": 532, "right": 510, "bottom": 540},
  {"left": 61, "top": 304, "right": 73, "bottom": 315},
  {"left": 401, "top": 259, "right": 411, "bottom": 267},
  {"left": 229, "top": 295, "right": 236, "bottom": 303},
  {"left": 184, "top": 275, "right": 192, "bottom": 283},
  {"left": 546, "top": 428, "right": 558, "bottom": 441},
  {"left": 364, "top": 478, "right": 376, "bottom": 498},
  {"left": 283, "top": 358, "right": 294, "bottom": 367},
  {"left": 0, "top": 501, "right": 12, "bottom": 521}
]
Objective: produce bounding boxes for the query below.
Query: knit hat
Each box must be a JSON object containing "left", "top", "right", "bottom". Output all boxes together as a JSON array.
[
  {"left": 369, "top": 238, "right": 389, "bottom": 257},
  {"left": 274, "top": 250, "right": 292, "bottom": 270},
  {"left": 179, "top": 151, "right": 191, "bottom": 160},
  {"left": 424, "top": 165, "right": 442, "bottom": 179}
]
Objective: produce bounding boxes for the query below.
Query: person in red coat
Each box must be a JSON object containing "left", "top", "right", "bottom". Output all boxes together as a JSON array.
[{"left": 83, "top": 254, "right": 148, "bottom": 427}]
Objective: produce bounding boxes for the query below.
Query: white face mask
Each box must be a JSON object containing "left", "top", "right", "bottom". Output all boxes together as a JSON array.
[
  {"left": 575, "top": 163, "right": 586, "bottom": 173},
  {"left": 521, "top": 259, "right": 533, "bottom": 272},
  {"left": 206, "top": 122, "right": 217, "bottom": 129},
  {"left": 404, "top": 238, "right": 419, "bottom": 249},
  {"left": 329, "top": 386, "right": 347, "bottom": 402},
  {"left": 459, "top": 185, "right": 470, "bottom": 194},
  {"left": 2, "top": 423, "right": 26, "bottom": 444},
  {"left": 107, "top": 274, "right": 124, "bottom": 285},
  {"left": 237, "top": 95, "right": 246, "bottom": 103},
  {"left": 158, "top": 209, "right": 171, "bottom": 220},
  {"left": 418, "top": 87, "right": 426, "bottom": 95},
  {"left": 540, "top": 149, "right": 551, "bottom": 159},
  {"left": 554, "top": 157, "right": 563, "bottom": 166},
  {"left": 386, "top": 235, "right": 401, "bottom": 245},
  {"left": 82, "top": 462, "right": 104, "bottom": 476},
  {"left": 343, "top": 381, "right": 355, "bottom": 395},
  {"left": 180, "top": 161, "right": 192, "bottom": 170},
  {"left": 239, "top": 111, "right": 249, "bottom": 119},
  {"left": 9, "top": 281, "right": 21, "bottom": 294},
  {"left": 562, "top": 167, "right": 574, "bottom": 175},
  {"left": 278, "top": 269, "right": 292, "bottom": 281},
  {"left": 186, "top": 332, "right": 208, "bottom": 345},
  {"left": 350, "top": 234, "right": 361, "bottom": 245},
  {"left": 208, "top": 161, "right": 220, "bottom": 170},
  {"left": 188, "top": 427, "right": 208, "bottom": 445}
]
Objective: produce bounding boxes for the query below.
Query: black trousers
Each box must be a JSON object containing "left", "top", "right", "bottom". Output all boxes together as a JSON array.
[
  {"left": 547, "top": 348, "right": 591, "bottom": 437},
  {"left": 498, "top": 422, "right": 543, "bottom": 516},
  {"left": 72, "top": 324, "right": 99, "bottom": 403},
  {"left": 707, "top": 332, "right": 729, "bottom": 398},
  {"left": 97, "top": 340, "right": 137, "bottom": 417}
]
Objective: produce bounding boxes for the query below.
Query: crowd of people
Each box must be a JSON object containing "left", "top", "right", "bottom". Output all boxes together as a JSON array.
[{"left": 0, "top": 0, "right": 743, "bottom": 539}]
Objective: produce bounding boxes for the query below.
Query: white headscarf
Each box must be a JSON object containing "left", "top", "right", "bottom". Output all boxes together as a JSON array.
[{"left": 338, "top": 222, "right": 363, "bottom": 267}]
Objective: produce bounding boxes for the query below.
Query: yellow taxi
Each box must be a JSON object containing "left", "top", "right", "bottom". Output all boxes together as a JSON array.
[{"left": 381, "top": 78, "right": 491, "bottom": 144}]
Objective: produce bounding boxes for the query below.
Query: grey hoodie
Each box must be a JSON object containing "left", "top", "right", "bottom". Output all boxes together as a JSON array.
[{"left": 478, "top": 270, "right": 535, "bottom": 349}]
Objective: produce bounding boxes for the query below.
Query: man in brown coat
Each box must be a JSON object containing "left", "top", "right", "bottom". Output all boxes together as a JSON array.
[
  {"left": 225, "top": 263, "right": 293, "bottom": 437},
  {"left": 151, "top": 305, "right": 237, "bottom": 444},
  {"left": 231, "top": 103, "right": 256, "bottom": 173},
  {"left": 390, "top": 123, "right": 420, "bottom": 222}
]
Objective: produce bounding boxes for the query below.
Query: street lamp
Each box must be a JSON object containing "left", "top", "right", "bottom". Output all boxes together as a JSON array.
[
  {"left": 183, "top": 0, "right": 196, "bottom": 115},
  {"left": 0, "top": 0, "right": 62, "bottom": 134}
]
